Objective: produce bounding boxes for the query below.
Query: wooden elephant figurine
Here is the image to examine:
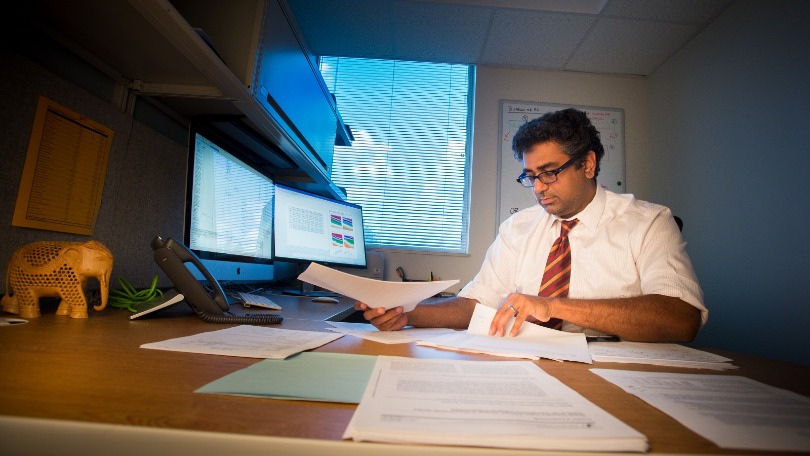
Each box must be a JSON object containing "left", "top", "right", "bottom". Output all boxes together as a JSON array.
[{"left": 2, "top": 240, "right": 113, "bottom": 318}]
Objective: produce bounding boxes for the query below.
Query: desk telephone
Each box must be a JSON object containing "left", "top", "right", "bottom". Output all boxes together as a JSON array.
[{"left": 150, "top": 236, "right": 282, "bottom": 324}]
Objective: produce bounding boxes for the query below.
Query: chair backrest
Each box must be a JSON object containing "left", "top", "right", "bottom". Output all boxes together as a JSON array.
[{"left": 673, "top": 215, "right": 683, "bottom": 232}]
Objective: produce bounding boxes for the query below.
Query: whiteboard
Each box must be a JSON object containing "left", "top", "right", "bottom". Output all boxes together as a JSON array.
[{"left": 497, "top": 100, "right": 625, "bottom": 226}]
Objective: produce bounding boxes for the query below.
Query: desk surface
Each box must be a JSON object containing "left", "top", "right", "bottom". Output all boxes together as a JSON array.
[{"left": 1, "top": 298, "right": 808, "bottom": 456}]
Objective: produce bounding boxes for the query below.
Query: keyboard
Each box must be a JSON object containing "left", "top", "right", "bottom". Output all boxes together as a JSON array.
[{"left": 236, "top": 292, "right": 282, "bottom": 310}]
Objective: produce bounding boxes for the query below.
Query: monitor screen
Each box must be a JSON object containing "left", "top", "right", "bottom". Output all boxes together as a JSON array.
[
  {"left": 184, "top": 127, "right": 276, "bottom": 283},
  {"left": 273, "top": 183, "right": 367, "bottom": 269}
]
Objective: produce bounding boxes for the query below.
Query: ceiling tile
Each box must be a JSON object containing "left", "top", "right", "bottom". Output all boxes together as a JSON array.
[
  {"left": 415, "top": 0, "right": 608, "bottom": 14},
  {"left": 287, "top": 0, "right": 733, "bottom": 77},
  {"left": 566, "top": 17, "right": 696, "bottom": 75},
  {"left": 392, "top": 1, "right": 492, "bottom": 63},
  {"left": 601, "top": 0, "right": 735, "bottom": 24},
  {"left": 482, "top": 10, "right": 596, "bottom": 68}
]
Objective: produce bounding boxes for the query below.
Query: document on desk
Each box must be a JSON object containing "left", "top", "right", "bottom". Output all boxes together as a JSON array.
[
  {"left": 196, "top": 352, "right": 376, "bottom": 403},
  {"left": 298, "top": 262, "right": 458, "bottom": 312},
  {"left": 588, "top": 341, "right": 737, "bottom": 370},
  {"left": 140, "top": 325, "right": 342, "bottom": 359},
  {"left": 326, "top": 321, "right": 456, "bottom": 344},
  {"left": 591, "top": 369, "right": 810, "bottom": 452},
  {"left": 344, "top": 356, "right": 648, "bottom": 452},
  {"left": 416, "top": 303, "right": 592, "bottom": 363}
]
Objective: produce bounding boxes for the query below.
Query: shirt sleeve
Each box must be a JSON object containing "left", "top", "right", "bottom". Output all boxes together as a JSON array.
[
  {"left": 457, "top": 217, "right": 521, "bottom": 309},
  {"left": 635, "top": 208, "right": 708, "bottom": 326}
]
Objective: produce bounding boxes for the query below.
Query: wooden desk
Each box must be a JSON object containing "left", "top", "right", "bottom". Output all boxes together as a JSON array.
[{"left": 1, "top": 302, "right": 807, "bottom": 456}]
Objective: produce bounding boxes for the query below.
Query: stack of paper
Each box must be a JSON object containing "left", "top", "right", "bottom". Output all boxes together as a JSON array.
[
  {"left": 416, "top": 304, "right": 592, "bottom": 363},
  {"left": 326, "top": 321, "right": 456, "bottom": 344},
  {"left": 298, "top": 262, "right": 458, "bottom": 312},
  {"left": 588, "top": 341, "right": 737, "bottom": 370},
  {"left": 140, "top": 325, "right": 342, "bottom": 359},
  {"left": 344, "top": 356, "right": 648, "bottom": 452}
]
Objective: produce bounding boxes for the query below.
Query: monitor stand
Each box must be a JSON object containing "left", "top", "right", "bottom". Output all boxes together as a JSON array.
[
  {"left": 275, "top": 262, "right": 338, "bottom": 297},
  {"left": 279, "top": 280, "right": 339, "bottom": 297}
]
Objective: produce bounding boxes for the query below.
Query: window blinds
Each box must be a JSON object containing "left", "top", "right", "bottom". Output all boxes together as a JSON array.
[{"left": 319, "top": 57, "right": 473, "bottom": 253}]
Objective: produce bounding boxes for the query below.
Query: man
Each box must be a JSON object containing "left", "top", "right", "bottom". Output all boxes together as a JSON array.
[{"left": 356, "top": 108, "right": 706, "bottom": 342}]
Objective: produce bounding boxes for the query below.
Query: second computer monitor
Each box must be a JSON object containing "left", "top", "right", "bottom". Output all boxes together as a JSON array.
[{"left": 273, "top": 184, "right": 367, "bottom": 269}]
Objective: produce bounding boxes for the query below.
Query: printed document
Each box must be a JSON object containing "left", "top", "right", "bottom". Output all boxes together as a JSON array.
[
  {"left": 591, "top": 369, "right": 810, "bottom": 452},
  {"left": 417, "top": 303, "right": 592, "bottom": 363},
  {"left": 588, "top": 341, "right": 737, "bottom": 370},
  {"left": 140, "top": 325, "right": 342, "bottom": 359},
  {"left": 298, "top": 262, "right": 458, "bottom": 312},
  {"left": 344, "top": 356, "right": 648, "bottom": 452}
]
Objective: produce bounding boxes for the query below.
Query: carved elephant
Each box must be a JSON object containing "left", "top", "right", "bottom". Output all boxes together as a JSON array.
[{"left": 2, "top": 240, "right": 113, "bottom": 318}]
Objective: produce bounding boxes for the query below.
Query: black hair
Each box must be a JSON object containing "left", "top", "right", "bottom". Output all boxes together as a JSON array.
[{"left": 512, "top": 108, "right": 605, "bottom": 178}]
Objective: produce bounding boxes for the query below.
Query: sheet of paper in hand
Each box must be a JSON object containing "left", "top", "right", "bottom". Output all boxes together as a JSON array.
[{"left": 298, "top": 262, "right": 458, "bottom": 312}]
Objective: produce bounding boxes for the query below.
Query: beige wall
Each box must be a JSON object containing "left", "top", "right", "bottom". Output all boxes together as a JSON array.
[{"left": 377, "top": 67, "right": 648, "bottom": 290}]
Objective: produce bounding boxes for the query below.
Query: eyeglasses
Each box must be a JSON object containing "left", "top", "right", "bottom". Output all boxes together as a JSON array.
[{"left": 516, "top": 156, "right": 581, "bottom": 187}]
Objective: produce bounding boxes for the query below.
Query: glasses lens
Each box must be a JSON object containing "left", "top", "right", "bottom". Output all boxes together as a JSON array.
[
  {"left": 518, "top": 173, "right": 555, "bottom": 187},
  {"left": 518, "top": 156, "right": 579, "bottom": 187}
]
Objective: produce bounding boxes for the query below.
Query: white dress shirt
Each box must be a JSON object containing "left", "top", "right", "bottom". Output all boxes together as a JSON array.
[{"left": 458, "top": 186, "right": 707, "bottom": 332}]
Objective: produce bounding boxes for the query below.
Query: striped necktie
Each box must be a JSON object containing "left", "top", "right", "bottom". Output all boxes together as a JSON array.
[{"left": 539, "top": 219, "right": 578, "bottom": 329}]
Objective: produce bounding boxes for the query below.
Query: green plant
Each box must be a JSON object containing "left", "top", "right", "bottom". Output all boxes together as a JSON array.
[{"left": 109, "top": 275, "right": 162, "bottom": 312}]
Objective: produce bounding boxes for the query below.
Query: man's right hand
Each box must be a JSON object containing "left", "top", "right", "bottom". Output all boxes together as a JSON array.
[{"left": 354, "top": 301, "right": 408, "bottom": 331}]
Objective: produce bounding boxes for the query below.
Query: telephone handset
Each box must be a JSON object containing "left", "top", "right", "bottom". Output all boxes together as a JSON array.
[{"left": 150, "top": 236, "right": 282, "bottom": 324}]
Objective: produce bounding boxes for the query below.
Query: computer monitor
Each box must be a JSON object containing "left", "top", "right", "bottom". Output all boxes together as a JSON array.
[
  {"left": 184, "top": 126, "right": 276, "bottom": 284},
  {"left": 273, "top": 183, "right": 367, "bottom": 270}
]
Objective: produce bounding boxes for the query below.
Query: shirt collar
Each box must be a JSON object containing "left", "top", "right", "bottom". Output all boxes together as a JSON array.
[{"left": 555, "top": 185, "right": 605, "bottom": 232}]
